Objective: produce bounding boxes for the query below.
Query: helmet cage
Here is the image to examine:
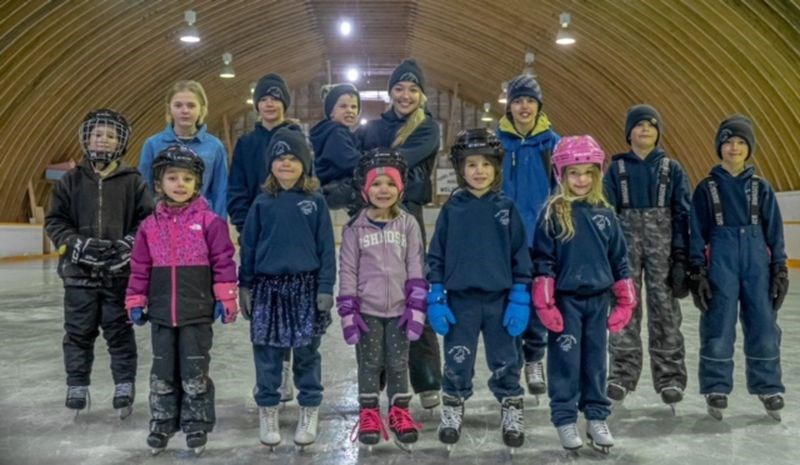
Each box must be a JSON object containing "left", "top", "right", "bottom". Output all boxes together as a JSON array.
[
  {"left": 449, "top": 128, "right": 504, "bottom": 166},
  {"left": 79, "top": 109, "right": 131, "bottom": 164}
]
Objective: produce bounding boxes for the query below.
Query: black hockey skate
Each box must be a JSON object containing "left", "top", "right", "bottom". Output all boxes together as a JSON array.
[
  {"left": 112, "top": 382, "right": 134, "bottom": 419},
  {"left": 705, "top": 394, "right": 727, "bottom": 421},
  {"left": 186, "top": 431, "right": 207, "bottom": 455},
  {"left": 147, "top": 432, "right": 173, "bottom": 455},
  {"left": 524, "top": 361, "right": 546, "bottom": 406},
  {"left": 660, "top": 387, "right": 684, "bottom": 415},
  {"left": 66, "top": 385, "right": 90, "bottom": 418},
  {"left": 438, "top": 394, "right": 464, "bottom": 451},
  {"left": 607, "top": 383, "right": 627, "bottom": 405},
  {"left": 759, "top": 394, "right": 784, "bottom": 422},
  {"left": 500, "top": 396, "right": 525, "bottom": 452}
]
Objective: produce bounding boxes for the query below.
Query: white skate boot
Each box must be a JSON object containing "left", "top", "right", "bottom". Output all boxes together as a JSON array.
[
  {"left": 259, "top": 406, "right": 281, "bottom": 450},
  {"left": 294, "top": 406, "right": 319, "bottom": 450},
  {"left": 586, "top": 419, "right": 614, "bottom": 454},
  {"left": 556, "top": 423, "right": 583, "bottom": 451},
  {"left": 524, "top": 361, "right": 546, "bottom": 405}
]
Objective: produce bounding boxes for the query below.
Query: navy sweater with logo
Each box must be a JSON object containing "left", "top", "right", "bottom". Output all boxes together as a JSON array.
[{"left": 427, "top": 189, "right": 531, "bottom": 292}]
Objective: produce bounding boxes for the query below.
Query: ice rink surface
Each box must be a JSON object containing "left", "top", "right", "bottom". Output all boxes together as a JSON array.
[{"left": 0, "top": 260, "right": 795, "bottom": 464}]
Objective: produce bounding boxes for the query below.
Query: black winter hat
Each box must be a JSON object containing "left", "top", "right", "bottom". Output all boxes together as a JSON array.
[
  {"left": 715, "top": 113, "right": 755, "bottom": 159},
  {"left": 323, "top": 83, "right": 361, "bottom": 120},
  {"left": 625, "top": 104, "right": 662, "bottom": 145},
  {"left": 388, "top": 58, "right": 426, "bottom": 93},
  {"left": 266, "top": 126, "right": 312, "bottom": 176},
  {"left": 253, "top": 73, "right": 290, "bottom": 112},
  {"left": 506, "top": 74, "right": 543, "bottom": 106}
]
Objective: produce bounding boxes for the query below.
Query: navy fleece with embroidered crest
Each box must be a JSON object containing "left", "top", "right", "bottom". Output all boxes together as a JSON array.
[
  {"left": 310, "top": 119, "right": 361, "bottom": 185},
  {"left": 227, "top": 122, "right": 297, "bottom": 232},
  {"left": 356, "top": 108, "right": 440, "bottom": 204},
  {"left": 427, "top": 190, "right": 531, "bottom": 291},
  {"left": 689, "top": 165, "right": 786, "bottom": 268},
  {"left": 604, "top": 148, "right": 692, "bottom": 251},
  {"left": 238, "top": 189, "right": 335, "bottom": 293},
  {"left": 532, "top": 201, "right": 630, "bottom": 294}
]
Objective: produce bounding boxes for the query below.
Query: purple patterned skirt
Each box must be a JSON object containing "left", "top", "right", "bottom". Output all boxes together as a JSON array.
[{"left": 250, "top": 272, "right": 328, "bottom": 348}]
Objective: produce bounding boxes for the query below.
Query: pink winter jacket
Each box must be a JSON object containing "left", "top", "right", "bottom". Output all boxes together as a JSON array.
[
  {"left": 338, "top": 209, "right": 425, "bottom": 318},
  {"left": 126, "top": 196, "right": 236, "bottom": 327}
]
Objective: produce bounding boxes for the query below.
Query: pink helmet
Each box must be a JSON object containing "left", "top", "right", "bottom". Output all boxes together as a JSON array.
[{"left": 552, "top": 135, "right": 606, "bottom": 182}]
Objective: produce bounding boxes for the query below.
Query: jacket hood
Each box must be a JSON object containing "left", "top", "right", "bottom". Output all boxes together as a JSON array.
[
  {"left": 498, "top": 112, "right": 553, "bottom": 139},
  {"left": 710, "top": 164, "right": 755, "bottom": 182},
  {"left": 310, "top": 119, "right": 348, "bottom": 151}
]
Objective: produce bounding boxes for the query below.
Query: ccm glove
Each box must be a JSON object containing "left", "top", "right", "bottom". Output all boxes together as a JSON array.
[
  {"left": 688, "top": 266, "right": 712, "bottom": 312},
  {"left": 770, "top": 263, "right": 789, "bottom": 311}
]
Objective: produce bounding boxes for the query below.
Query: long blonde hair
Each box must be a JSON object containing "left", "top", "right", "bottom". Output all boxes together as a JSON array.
[
  {"left": 165, "top": 80, "right": 209, "bottom": 126},
  {"left": 542, "top": 165, "right": 610, "bottom": 242},
  {"left": 392, "top": 93, "right": 428, "bottom": 147}
]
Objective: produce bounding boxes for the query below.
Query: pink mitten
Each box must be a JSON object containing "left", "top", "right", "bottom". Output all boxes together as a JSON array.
[
  {"left": 608, "top": 278, "right": 636, "bottom": 333},
  {"left": 532, "top": 276, "right": 564, "bottom": 333},
  {"left": 398, "top": 278, "right": 428, "bottom": 341},
  {"left": 337, "top": 296, "right": 369, "bottom": 345},
  {"left": 213, "top": 282, "right": 239, "bottom": 323}
]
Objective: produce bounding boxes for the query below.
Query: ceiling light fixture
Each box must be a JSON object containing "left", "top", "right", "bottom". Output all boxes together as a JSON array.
[
  {"left": 246, "top": 82, "right": 256, "bottom": 105},
  {"left": 481, "top": 102, "right": 493, "bottom": 122},
  {"left": 179, "top": 10, "right": 200, "bottom": 43},
  {"left": 219, "top": 52, "right": 235, "bottom": 79},
  {"left": 497, "top": 81, "right": 508, "bottom": 105},
  {"left": 339, "top": 20, "right": 352, "bottom": 36},
  {"left": 346, "top": 67, "right": 359, "bottom": 82},
  {"left": 556, "top": 12, "right": 576, "bottom": 45}
]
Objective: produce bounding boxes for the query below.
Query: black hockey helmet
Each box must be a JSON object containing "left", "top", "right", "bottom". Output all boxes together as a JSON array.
[
  {"left": 152, "top": 145, "right": 205, "bottom": 190},
  {"left": 449, "top": 128, "right": 505, "bottom": 165},
  {"left": 79, "top": 108, "right": 131, "bottom": 164},
  {"left": 353, "top": 147, "right": 408, "bottom": 201}
]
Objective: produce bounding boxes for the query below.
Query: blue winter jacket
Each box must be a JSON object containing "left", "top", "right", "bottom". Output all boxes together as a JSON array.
[
  {"left": 689, "top": 164, "right": 787, "bottom": 268},
  {"left": 310, "top": 119, "right": 361, "bottom": 185},
  {"left": 226, "top": 121, "right": 297, "bottom": 232},
  {"left": 427, "top": 189, "right": 531, "bottom": 292},
  {"left": 238, "top": 189, "right": 336, "bottom": 294},
  {"left": 496, "top": 114, "right": 560, "bottom": 248},
  {"left": 357, "top": 108, "right": 440, "bottom": 205},
  {"left": 139, "top": 124, "right": 228, "bottom": 218},
  {"left": 604, "top": 148, "right": 692, "bottom": 252},
  {"left": 532, "top": 201, "right": 630, "bottom": 295}
]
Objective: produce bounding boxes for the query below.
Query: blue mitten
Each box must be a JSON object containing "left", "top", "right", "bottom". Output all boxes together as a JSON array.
[
  {"left": 427, "top": 284, "right": 456, "bottom": 335},
  {"left": 503, "top": 283, "right": 531, "bottom": 336}
]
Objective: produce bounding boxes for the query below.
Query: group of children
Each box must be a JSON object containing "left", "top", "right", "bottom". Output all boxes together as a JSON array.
[{"left": 44, "top": 58, "right": 789, "bottom": 456}]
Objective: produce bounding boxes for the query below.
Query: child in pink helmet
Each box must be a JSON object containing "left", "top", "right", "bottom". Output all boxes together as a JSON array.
[{"left": 531, "top": 135, "right": 636, "bottom": 454}]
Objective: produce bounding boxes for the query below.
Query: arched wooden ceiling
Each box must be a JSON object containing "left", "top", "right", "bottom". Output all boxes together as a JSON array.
[{"left": 1, "top": 0, "right": 798, "bottom": 222}]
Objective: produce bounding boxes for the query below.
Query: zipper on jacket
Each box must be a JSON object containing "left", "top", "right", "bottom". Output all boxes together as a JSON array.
[
  {"left": 97, "top": 177, "right": 103, "bottom": 235},
  {"left": 170, "top": 217, "right": 178, "bottom": 327}
]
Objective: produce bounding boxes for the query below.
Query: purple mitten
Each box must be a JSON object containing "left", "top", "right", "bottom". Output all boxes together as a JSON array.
[
  {"left": 398, "top": 278, "right": 428, "bottom": 341},
  {"left": 337, "top": 295, "right": 369, "bottom": 345}
]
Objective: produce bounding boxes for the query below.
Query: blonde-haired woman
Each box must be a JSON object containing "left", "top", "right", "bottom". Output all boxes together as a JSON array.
[
  {"left": 139, "top": 80, "right": 228, "bottom": 218},
  {"left": 357, "top": 58, "right": 442, "bottom": 410}
]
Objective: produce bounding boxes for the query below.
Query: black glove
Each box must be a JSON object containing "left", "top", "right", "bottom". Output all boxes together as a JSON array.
[
  {"left": 66, "top": 236, "right": 114, "bottom": 268},
  {"left": 688, "top": 266, "right": 712, "bottom": 312},
  {"left": 107, "top": 234, "right": 135, "bottom": 272},
  {"left": 239, "top": 287, "right": 252, "bottom": 320},
  {"left": 770, "top": 263, "right": 789, "bottom": 311},
  {"left": 668, "top": 250, "right": 690, "bottom": 299},
  {"left": 316, "top": 293, "right": 334, "bottom": 330}
]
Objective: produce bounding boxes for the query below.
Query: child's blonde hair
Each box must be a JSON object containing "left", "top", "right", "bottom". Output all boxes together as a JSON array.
[
  {"left": 392, "top": 93, "right": 428, "bottom": 147},
  {"left": 542, "top": 164, "right": 610, "bottom": 242},
  {"left": 165, "top": 80, "right": 209, "bottom": 126},
  {"left": 261, "top": 173, "right": 319, "bottom": 196}
]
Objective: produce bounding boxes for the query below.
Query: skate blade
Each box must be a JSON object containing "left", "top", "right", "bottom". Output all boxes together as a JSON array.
[
  {"left": 260, "top": 441, "right": 280, "bottom": 452},
  {"left": 766, "top": 410, "right": 782, "bottom": 422},
  {"left": 192, "top": 446, "right": 205, "bottom": 455},
  {"left": 587, "top": 434, "right": 612, "bottom": 455},
  {"left": 528, "top": 394, "right": 540, "bottom": 407},
  {"left": 668, "top": 403, "right": 677, "bottom": 416},
  {"left": 150, "top": 447, "right": 166, "bottom": 456},
  {"left": 707, "top": 406, "right": 724, "bottom": 421},
  {"left": 393, "top": 438, "right": 414, "bottom": 453},
  {"left": 118, "top": 406, "right": 133, "bottom": 420}
]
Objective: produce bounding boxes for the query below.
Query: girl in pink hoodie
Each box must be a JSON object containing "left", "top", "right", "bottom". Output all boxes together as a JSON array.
[{"left": 338, "top": 149, "right": 427, "bottom": 450}]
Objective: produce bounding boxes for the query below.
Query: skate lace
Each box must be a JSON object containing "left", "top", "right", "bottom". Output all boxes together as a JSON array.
[
  {"left": 529, "top": 362, "right": 544, "bottom": 382},
  {"left": 388, "top": 406, "right": 422, "bottom": 434},
  {"left": 350, "top": 408, "right": 388, "bottom": 442},
  {"left": 261, "top": 407, "right": 279, "bottom": 430},
  {"left": 114, "top": 382, "right": 133, "bottom": 398},
  {"left": 558, "top": 424, "right": 579, "bottom": 441},
  {"left": 590, "top": 420, "right": 610, "bottom": 436},
  {"left": 67, "top": 385, "right": 88, "bottom": 399},
  {"left": 501, "top": 403, "right": 524, "bottom": 433},
  {"left": 440, "top": 404, "right": 462, "bottom": 430},
  {"left": 298, "top": 407, "right": 317, "bottom": 432}
]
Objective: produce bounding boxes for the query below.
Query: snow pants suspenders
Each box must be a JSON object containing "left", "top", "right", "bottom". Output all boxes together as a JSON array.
[
  {"left": 698, "top": 179, "right": 784, "bottom": 395},
  {"left": 608, "top": 158, "right": 688, "bottom": 393}
]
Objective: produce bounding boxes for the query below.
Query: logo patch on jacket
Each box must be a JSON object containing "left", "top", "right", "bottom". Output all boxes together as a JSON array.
[
  {"left": 592, "top": 214, "right": 610, "bottom": 231},
  {"left": 190, "top": 223, "right": 202, "bottom": 231},
  {"left": 495, "top": 209, "right": 510, "bottom": 226},
  {"left": 297, "top": 200, "right": 317, "bottom": 215}
]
